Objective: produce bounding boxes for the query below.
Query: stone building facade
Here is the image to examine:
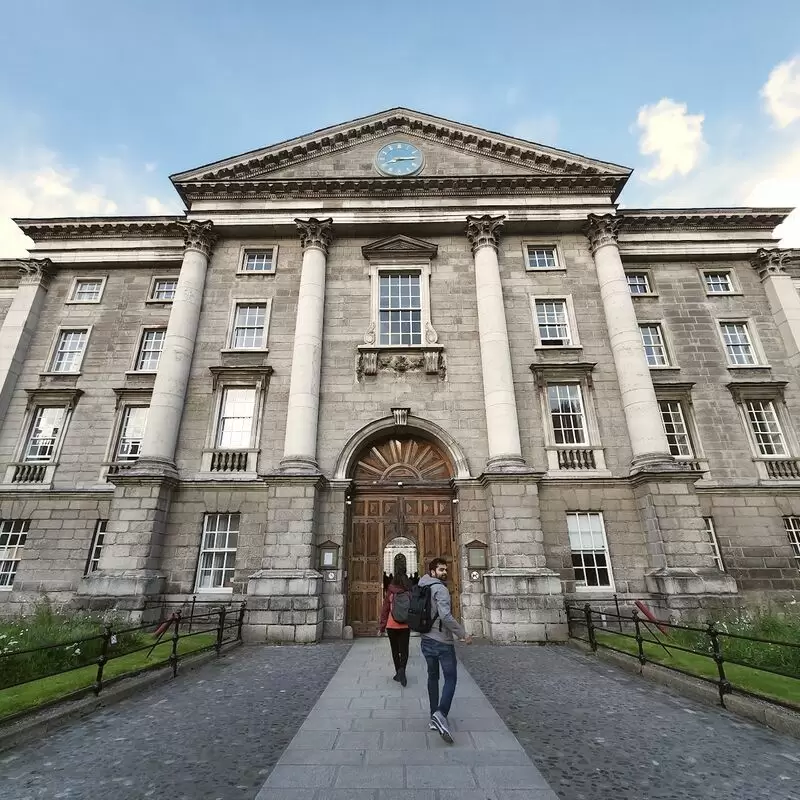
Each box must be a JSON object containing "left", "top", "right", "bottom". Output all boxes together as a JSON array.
[{"left": 1, "top": 108, "right": 799, "bottom": 642}]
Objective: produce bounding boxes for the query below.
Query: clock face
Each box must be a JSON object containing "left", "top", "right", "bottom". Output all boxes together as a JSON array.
[{"left": 375, "top": 141, "right": 424, "bottom": 176}]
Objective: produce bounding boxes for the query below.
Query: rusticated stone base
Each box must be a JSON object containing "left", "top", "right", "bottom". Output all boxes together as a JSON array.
[
  {"left": 481, "top": 567, "right": 568, "bottom": 642},
  {"left": 72, "top": 570, "right": 166, "bottom": 620},
  {"left": 245, "top": 568, "right": 324, "bottom": 643}
]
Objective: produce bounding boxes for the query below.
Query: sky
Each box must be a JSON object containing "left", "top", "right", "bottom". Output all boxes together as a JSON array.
[{"left": 1, "top": 0, "right": 799, "bottom": 256}]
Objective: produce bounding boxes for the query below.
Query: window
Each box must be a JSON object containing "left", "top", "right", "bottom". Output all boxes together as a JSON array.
[
  {"left": 241, "top": 249, "right": 276, "bottom": 273},
  {"left": 626, "top": 273, "right": 652, "bottom": 295},
  {"left": 379, "top": 273, "right": 422, "bottom": 346},
  {"left": 720, "top": 322, "right": 756, "bottom": 366},
  {"left": 135, "top": 329, "right": 166, "bottom": 372},
  {"left": 0, "top": 520, "right": 28, "bottom": 589},
  {"left": 640, "top": 324, "right": 670, "bottom": 367},
  {"left": 524, "top": 245, "right": 559, "bottom": 270},
  {"left": 703, "top": 271, "right": 734, "bottom": 295},
  {"left": 659, "top": 400, "right": 694, "bottom": 457},
  {"left": 548, "top": 384, "right": 587, "bottom": 445},
  {"left": 196, "top": 513, "right": 239, "bottom": 591},
  {"left": 150, "top": 278, "right": 177, "bottom": 302},
  {"left": 85, "top": 520, "right": 107, "bottom": 575},
  {"left": 69, "top": 278, "right": 104, "bottom": 303},
  {"left": 567, "top": 512, "right": 614, "bottom": 590},
  {"left": 784, "top": 517, "right": 800, "bottom": 568},
  {"left": 115, "top": 406, "right": 148, "bottom": 462},
  {"left": 24, "top": 407, "right": 65, "bottom": 462},
  {"left": 535, "top": 299, "right": 572, "bottom": 346},
  {"left": 744, "top": 400, "right": 787, "bottom": 456},
  {"left": 703, "top": 517, "right": 725, "bottom": 571},
  {"left": 231, "top": 304, "right": 268, "bottom": 349},
  {"left": 216, "top": 388, "right": 256, "bottom": 449},
  {"left": 49, "top": 329, "right": 88, "bottom": 373}
]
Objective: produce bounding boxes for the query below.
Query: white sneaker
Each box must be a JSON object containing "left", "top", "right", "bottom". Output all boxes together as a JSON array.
[{"left": 430, "top": 711, "right": 453, "bottom": 744}]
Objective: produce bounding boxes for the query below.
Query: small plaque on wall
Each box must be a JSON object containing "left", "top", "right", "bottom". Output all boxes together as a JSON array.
[
  {"left": 470, "top": 570, "right": 481, "bottom": 582},
  {"left": 324, "top": 570, "right": 337, "bottom": 582}
]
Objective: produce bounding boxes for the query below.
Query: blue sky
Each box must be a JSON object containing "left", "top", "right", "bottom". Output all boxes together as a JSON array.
[{"left": 1, "top": 0, "right": 799, "bottom": 254}]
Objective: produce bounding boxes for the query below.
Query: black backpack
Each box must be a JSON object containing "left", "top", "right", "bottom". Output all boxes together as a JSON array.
[
  {"left": 391, "top": 590, "right": 411, "bottom": 624},
  {"left": 406, "top": 583, "right": 437, "bottom": 633}
]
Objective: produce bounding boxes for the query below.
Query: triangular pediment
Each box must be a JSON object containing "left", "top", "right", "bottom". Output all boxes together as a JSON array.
[
  {"left": 171, "top": 107, "right": 631, "bottom": 186},
  {"left": 362, "top": 234, "right": 438, "bottom": 261}
]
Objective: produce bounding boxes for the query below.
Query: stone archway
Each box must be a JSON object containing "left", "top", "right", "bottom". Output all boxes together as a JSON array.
[{"left": 346, "top": 434, "right": 460, "bottom": 636}]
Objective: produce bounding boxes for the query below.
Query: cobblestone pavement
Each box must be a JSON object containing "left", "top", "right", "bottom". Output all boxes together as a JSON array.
[
  {"left": 460, "top": 643, "right": 800, "bottom": 800},
  {"left": 0, "top": 643, "right": 350, "bottom": 800}
]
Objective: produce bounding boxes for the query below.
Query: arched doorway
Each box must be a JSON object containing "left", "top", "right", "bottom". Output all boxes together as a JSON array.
[{"left": 346, "top": 435, "right": 459, "bottom": 636}]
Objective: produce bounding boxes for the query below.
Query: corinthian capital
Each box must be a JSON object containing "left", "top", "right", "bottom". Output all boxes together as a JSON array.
[
  {"left": 17, "top": 258, "right": 53, "bottom": 288},
  {"left": 465, "top": 214, "right": 505, "bottom": 254},
  {"left": 295, "top": 217, "right": 333, "bottom": 254},
  {"left": 177, "top": 220, "right": 215, "bottom": 258},
  {"left": 751, "top": 247, "right": 789, "bottom": 281},
  {"left": 585, "top": 213, "right": 622, "bottom": 255}
]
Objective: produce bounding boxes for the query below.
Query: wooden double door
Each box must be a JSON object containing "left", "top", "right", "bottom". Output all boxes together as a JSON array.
[{"left": 347, "top": 492, "right": 458, "bottom": 636}]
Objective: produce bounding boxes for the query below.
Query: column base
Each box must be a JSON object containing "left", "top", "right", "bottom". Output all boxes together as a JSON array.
[
  {"left": 278, "top": 456, "right": 321, "bottom": 475},
  {"left": 73, "top": 571, "right": 165, "bottom": 619},
  {"left": 481, "top": 568, "right": 567, "bottom": 642},
  {"left": 629, "top": 453, "right": 681, "bottom": 474},
  {"left": 484, "top": 455, "right": 535, "bottom": 474},
  {"left": 117, "top": 457, "right": 179, "bottom": 482},
  {"left": 245, "top": 569, "right": 324, "bottom": 643},
  {"left": 645, "top": 567, "right": 739, "bottom": 597}
]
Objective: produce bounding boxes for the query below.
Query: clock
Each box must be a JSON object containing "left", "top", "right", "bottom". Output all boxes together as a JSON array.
[{"left": 375, "top": 141, "right": 424, "bottom": 177}]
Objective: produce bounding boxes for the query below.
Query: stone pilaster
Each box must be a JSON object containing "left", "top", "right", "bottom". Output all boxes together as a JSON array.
[
  {"left": 280, "top": 217, "right": 333, "bottom": 473},
  {"left": 751, "top": 248, "right": 800, "bottom": 369},
  {"left": 0, "top": 259, "right": 52, "bottom": 426},
  {"left": 465, "top": 215, "right": 528, "bottom": 473}
]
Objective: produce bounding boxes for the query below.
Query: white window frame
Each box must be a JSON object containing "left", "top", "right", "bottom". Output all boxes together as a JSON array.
[
  {"left": 215, "top": 387, "right": 257, "bottom": 450},
  {"left": 113, "top": 404, "right": 149, "bottom": 463},
  {"left": 741, "top": 399, "right": 789, "bottom": 457},
  {"left": 0, "top": 520, "right": 29, "bottom": 590},
  {"left": 703, "top": 517, "right": 725, "bottom": 571},
  {"left": 22, "top": 406, "right": 67, "bottom": 464},
  {"left": 625, "top": 270, "right": 656, "bottom": 297},
  {"left": 567, "top": 511, "right": 615, "bottom": 592},
  {"left": 784, "top": 517, "right": 800, "bottom": 569},
  {"left": 237, "top": 244, "right": 279, "bottom": 275},
  {"left": 377, "top": 271, "right": 425, "bottom": 347},
  {"left": 717, "top": 320, "right": 767, "bottom": 368},
  {"left": 45, "top": 327, "right": 91, "bottom": 374},
  {"left": 522, "top": 241, "right": 564, "bottom": 272},
  {"left": 66, "top": 276, "right": 106, "bottom": 305},
  {"left": 639, "top": 322, "right": 673, "bottom": 368},
  {"left": 658, "top": 399, "right": 694, "bottom": 458},
  {"left": 195, "top": 513, "right": 239, "bottom": 592},
  {"left": 531, "top": 295, "right": 581, "bottom": 348},
  {"left": 547, "top": 383, "right": 589, "bottom": 446},
  {"left": 654, "top": 386, "right": 708, "bottom": 472},
  {"left": 147, "top": 276, "right": 179, "bottom": 303},
  {"left": 225, "top": 300, "right": 272, "bottom": 352},
  {"left": 700, "top": 268, "right": 740, "bottom": 296},
  {"left": 131, "top": 327, "right": 166, "bottom": 373},
  {"left": 84, "top": 519, "right": 107, "bottom": 575}
]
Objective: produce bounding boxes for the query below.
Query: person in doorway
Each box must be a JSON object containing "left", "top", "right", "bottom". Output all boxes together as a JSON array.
[
  {"left": 418, "top": 557, "right": 472, "bottom": 744},
  {"left": 378, "top": 570, "right": 411, "bottom": 686}
]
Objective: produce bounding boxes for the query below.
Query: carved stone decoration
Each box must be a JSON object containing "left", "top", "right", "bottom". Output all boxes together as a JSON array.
[
  {"left": 425, "top": 322, "right": 439, "bottom": 345},
  {"left": 359, "top": 350, "right": 378, "bottom": 377},
  {"left": 423, "top": 350, "right": 441, "bottom": 374},
  {"left": 751, "top": 247, "right": 790, "bottom": 281},
  {"left": 362, "top": 234, "right": 438, "bottom": 262},
  {"left": 295, "top": 217, "right": 334, "bottom": 254},
  {"left": 392, "top": 407, "right": 410, "bottom": 426},
  {"left": 465, "top": 214, "right": 505, "bottom": 254},
  {"left": 17, "top": 258, "right": 53, "bottom": 288},
  {"left": 177, "top": 220, "right": 215, "bottom": 257},
  {"left": 363, "top": 320, "right": 376, "bottom": 345},
  {"left": 357, "top": 347, "right": 445, "bottom": 381},
  {"left": 584, "top": 213, "right": 622, "bottom": 254}
]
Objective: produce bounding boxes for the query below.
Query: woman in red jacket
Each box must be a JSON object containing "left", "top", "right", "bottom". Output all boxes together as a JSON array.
[{"left": 378, "top": 571, "right": 411, "bottom": 686}]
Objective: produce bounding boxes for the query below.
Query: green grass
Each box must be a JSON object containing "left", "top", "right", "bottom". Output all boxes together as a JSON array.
[
  {"left": 596, "top": 630, "right": 800, "bottom": 708},
  {"left": 0, "top": 632, "right": 218, "bottom": 721}
]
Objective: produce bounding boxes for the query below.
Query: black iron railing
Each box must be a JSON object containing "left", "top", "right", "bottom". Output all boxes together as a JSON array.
[
  {"left": 566, "top": 601, "right": 800, "bottom": 711},
  {"left": 0, "top": 602, "right": 246, "bottom": 721}
]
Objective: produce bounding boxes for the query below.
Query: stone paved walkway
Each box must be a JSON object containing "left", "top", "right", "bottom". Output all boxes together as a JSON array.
[
  {"left": 461, "top": 643, "right": 800, "bottom": 800},
  {"left": 255, "top": 637, "right": 558, "bottom": 799}
]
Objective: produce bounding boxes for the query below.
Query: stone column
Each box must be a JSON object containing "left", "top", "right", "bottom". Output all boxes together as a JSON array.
[
  {"left": 586, "top": 214, "right": 672, "bottom": 469},
  {"left": 136, "top": 220, "right": 216, "bottom": 475},
  {"left": 465, "top": 214, "right": 527, "bottom": 472},
  {"left": 0, "top": 259, "right": 52, "bottom": 425},
  {"left": 752, "top": 248, "right": 800, "bottom": 369},
  {"left": 280, "top": 218, "right": 333, "bottom": 473}
]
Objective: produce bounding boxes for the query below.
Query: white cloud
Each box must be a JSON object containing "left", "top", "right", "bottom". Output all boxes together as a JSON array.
[
  {"left": 762, "top": 55, "right": 800, "bottom": 128},
  {"left": 510, "top": 114, "right": 559, "bottom": 144},
  {"left": 636, "top": 98, "right": 707, "bottom": 181}
]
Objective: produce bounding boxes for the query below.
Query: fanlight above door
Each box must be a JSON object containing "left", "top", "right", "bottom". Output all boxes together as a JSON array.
[{"left": 353, "top": 437, "right": 452, "bottom": 483}]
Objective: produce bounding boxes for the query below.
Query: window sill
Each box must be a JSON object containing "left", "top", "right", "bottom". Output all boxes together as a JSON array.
[
  {"left": 0, "top": 586, "right": 13, "bottom": 592},
  {"left": 145, "top": 298, "right": 174, "bottom": 305},
  {"left": 534, "top": 345, "right": 583, "bottom": 352},
  {"left": 727, "top": 364, "right": 771, "bottom": 370},
  {"left": 706, "top": 292, "right": 743, "bottom": 298},
  {"left": 195, "top": 587, "right": 234, "bottom": 595},
  {"left": 525, "top": 267, "right": 566, "bottom": 273},
  {"left": 65, "top": 299, "right": 102, "bottom": 306},
  {"left": 236, "top": 270, "right": 276, "bottom": 276},
  {"left": 125, "top": 370, "right": 158, "bottom": 377},
  {"left": 39, "top": 371, "right": 81, "bottom": 379},
  {"left": 574, "top": 585, "right": 616, "bottom": 593},
  {"left": 648, "top": 365, "right": 680, "bottom": 371},
  {"left": 630, "top": 293, "right": 659, "bottom": 299},
  {"left": 219, "top": 348, "right": 270, "bottom": 355}
]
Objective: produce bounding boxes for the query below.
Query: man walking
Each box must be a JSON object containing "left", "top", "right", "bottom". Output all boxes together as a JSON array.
[{"left": 417, "top": 557, "right": 472, "bottom": 743}]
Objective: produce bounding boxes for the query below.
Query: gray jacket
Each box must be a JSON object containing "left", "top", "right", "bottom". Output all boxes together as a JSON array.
[{"left": 418, "top": 574, "right": 467, "bottom": 644}]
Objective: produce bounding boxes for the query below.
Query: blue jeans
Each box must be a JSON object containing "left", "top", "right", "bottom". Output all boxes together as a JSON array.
[{"left": 420, "top": 636, "right": 458, "bottom": 717}]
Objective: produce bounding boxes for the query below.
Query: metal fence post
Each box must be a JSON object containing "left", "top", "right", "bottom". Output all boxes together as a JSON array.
[
  {"left": 170, "top": 610, "right": 182, "bottom": 678},
  {"left": 94, "top": 623, "right": 113, "bottom": 696},
  {"left": 189, "top": 595, "right": 196, "bottom": 634},
  {"left": 236, "top": 602, "right": 246, "bottom": 641},
  {"left": 632, "top": 611, "right": 646, "bottom": 665},
  {"left": 707, "top": 621, "right": 731, "bottom": 707},
  {"left": 216, "top": 606, "right": 227, "bottom": 655},
  {"left": 614, "top": 593, "right": 623, "bottom": 633},
  {"left": 584, "top": 603, "right": 597, "bottom": 652}
]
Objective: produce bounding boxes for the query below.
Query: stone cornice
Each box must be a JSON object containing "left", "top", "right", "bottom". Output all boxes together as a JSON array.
[
  {"left": 362, "top": 234, "right": 438, "bottom": 262},
  {"left": 14, "top": 217, "right": 184, "bottom": 242},
  {"left": 619, "top": 209, "right": 791, "bottom": 232}
]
